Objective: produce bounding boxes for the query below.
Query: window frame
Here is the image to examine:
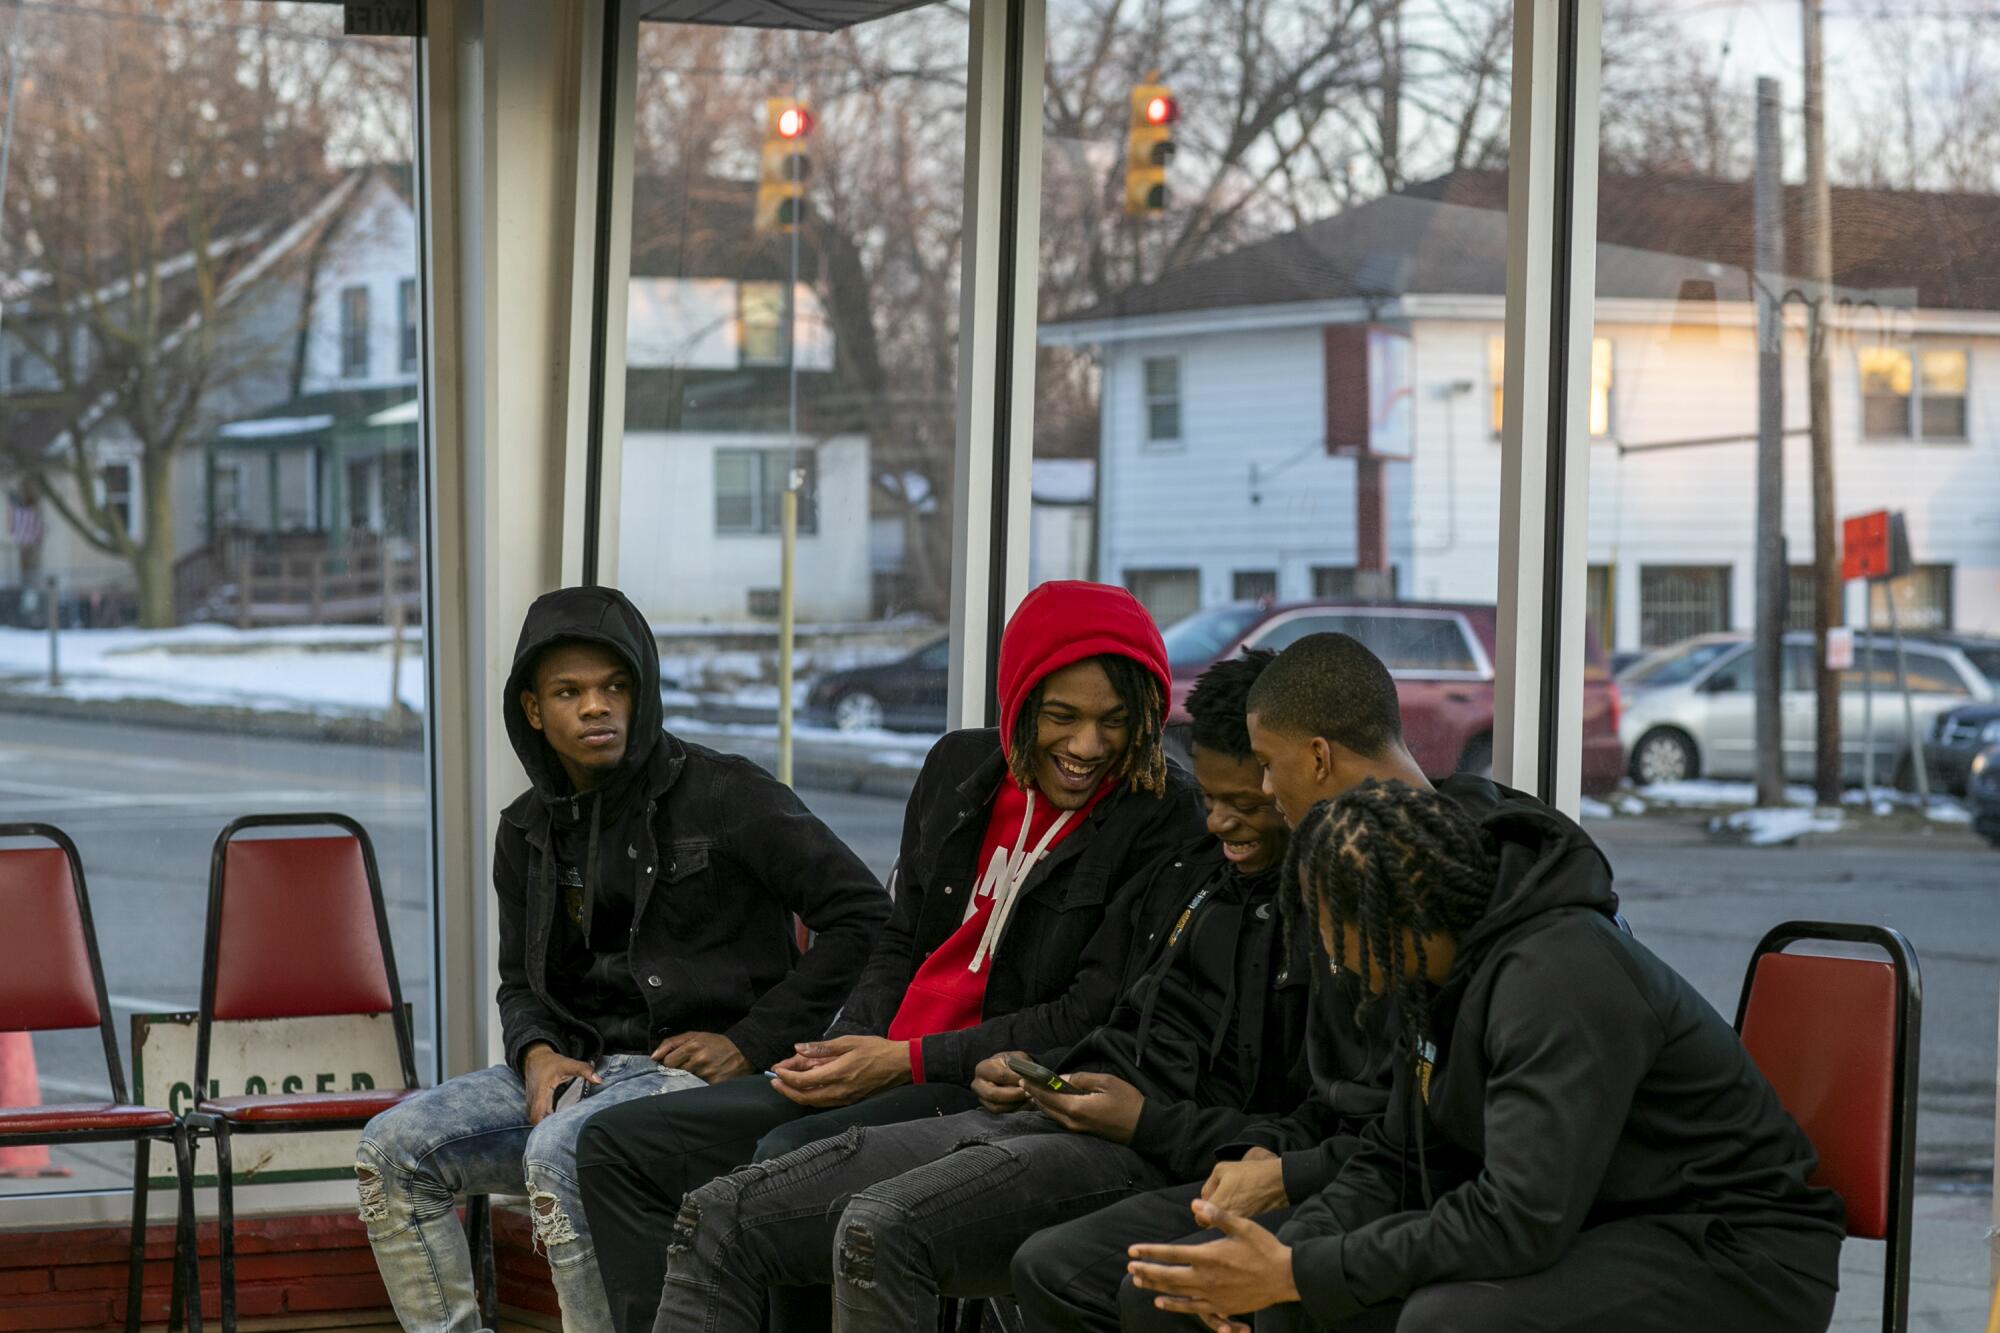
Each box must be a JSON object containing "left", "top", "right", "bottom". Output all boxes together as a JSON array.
[
  {"left": 1141, "top": 354, "right": 1182, "bottom": 445},
  {"left": 713, "top": 446, "right": 819, "bottom": 537},
  {"left": 399, "top": 277, "right": 420, "bottom": 374},
  {"left": 340, "top": 284, "right": 372, "bottom": 379},
  {"left": 1858, "top": 344, "right": 1970, "bottom": 443},
  {"left": 1490, "top": 333, "right": 1614, "bottom": 439}
]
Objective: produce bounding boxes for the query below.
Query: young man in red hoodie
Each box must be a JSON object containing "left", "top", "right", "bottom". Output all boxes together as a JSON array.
[{"left": 578, "top": 581, "right": 1204, "bottom": 1333}]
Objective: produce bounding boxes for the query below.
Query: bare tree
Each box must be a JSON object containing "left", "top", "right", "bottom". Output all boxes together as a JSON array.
[{"left": 1, "top": 1, "right": 393, "bottom": 625}]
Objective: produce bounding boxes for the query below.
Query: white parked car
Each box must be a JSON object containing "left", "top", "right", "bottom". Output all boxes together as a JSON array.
[{"left": 1617, "top": 631, "right": 1999, "bottom": 786}]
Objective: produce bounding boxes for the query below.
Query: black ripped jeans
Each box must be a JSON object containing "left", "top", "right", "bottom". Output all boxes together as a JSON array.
[{"left": 655, "top": 1107, "right": 1178, "bottom": 1333}]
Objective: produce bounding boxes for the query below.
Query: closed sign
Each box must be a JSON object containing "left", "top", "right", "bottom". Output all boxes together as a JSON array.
[{"left": 132, "top": 1011, "right": 408, "bottom": 1187}]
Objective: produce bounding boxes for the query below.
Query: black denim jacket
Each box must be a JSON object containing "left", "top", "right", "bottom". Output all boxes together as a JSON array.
[{"left": 494, "top": 732, "right": 890, "bottom": 1073}]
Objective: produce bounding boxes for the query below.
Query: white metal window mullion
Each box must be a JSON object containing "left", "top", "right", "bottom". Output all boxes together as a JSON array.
[
  {"left": 948, "top": 0, "right": 1045, "bottom": 731},
  {"left": 1494, "top": 0, "right": 1602, "bottom": 815}
]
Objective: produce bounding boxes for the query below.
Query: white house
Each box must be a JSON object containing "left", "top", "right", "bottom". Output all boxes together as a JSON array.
[
  {"left": 0, "top": 166, "right": 423, "bottom": 619},
  {"left": 1041, "top": 172, "right": 2000, "bottom": 652},
  {"left": 613, "top": 178, "right": 875, "bottom": 627}
]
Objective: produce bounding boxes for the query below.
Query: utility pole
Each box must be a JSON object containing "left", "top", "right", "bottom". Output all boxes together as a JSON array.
[
  {"left": 1803, "top": 0, "right": 1843, "bottom": 803},
  {"left": 1753, "top": 78, "right": 1786, "bottom": 807}
]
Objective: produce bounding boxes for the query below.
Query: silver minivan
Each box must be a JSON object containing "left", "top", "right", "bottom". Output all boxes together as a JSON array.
[{"left": 1617, "top": 631, "right": 1998, "bottom": 786}]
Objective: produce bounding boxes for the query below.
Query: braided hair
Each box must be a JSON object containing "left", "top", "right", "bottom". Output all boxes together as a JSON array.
[
  {"left": 1007, "top": 653, "right": 1168, "bottom": 797},
  {"left": 1284, "top": 780, "right": 1495, "bottom": 1070}
]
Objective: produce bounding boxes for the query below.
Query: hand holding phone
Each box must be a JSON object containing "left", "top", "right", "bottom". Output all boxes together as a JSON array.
[
  {"left": 550, "top": 1076, "right": 588, "bottom": 1114},
  {"left": 1004, "top": 1053, "right": 1078, "bottom": 1095}
]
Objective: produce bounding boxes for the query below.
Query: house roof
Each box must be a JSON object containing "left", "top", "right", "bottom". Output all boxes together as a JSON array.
[
  {"left": 214, "top": 385, "right": 417, "bottom": 451},
  {"left": 638, "top": 0, "right": 941, "bottom": 32},
  {"left": 1049, "top": 169, "right": 2000, "bottom": 327}
]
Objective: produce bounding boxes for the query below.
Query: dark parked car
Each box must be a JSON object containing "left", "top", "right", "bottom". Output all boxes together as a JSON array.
[
  {"left": 1160, "top": 601, "right": 1625, "bottom": 795},
  {"left": 1969, "top": 744, "right": 2000, "bottom": 848},
  {"left": 1929, "top": 703, "right": 2000, "bottom": 796},
  {"left": 802, "top": 637, "right": 949, "bottom": 733}
]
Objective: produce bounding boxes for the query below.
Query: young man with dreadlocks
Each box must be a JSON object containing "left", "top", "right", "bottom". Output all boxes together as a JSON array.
[
  {"left": 649, "top": 648, "right": 1320, "bottom": 1333},
  {"left": 578, "top": 580, "right": 1204, "bottom": 1333},
  {"left": 1124, "top": 780, "right": 1845, "bottom": 1333}
]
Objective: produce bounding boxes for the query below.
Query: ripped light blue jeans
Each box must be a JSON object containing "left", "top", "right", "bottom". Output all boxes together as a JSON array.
[{"left": 356, "top": 1053, "right": 703, "bottom": 1333}]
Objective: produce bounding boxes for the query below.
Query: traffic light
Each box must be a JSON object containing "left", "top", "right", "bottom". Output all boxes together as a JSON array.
[
  {"left": 1124, "top": 81, "right": 1177, "bottom": 215},
  {"left": 756, "top": 97, "right": 813, "bottom": 235}
]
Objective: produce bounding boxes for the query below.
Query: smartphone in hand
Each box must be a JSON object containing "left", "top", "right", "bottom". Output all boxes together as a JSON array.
[
  {"left": 551, "top": 1076, "right": 589, "bottom": 1114},
  {"left": 1004, "top": 1053, "right": 1078, "bottom": 1095}
]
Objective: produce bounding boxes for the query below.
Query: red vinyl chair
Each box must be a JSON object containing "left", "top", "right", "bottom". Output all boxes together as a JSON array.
[
  {"left": 1735, "top": 921, "right": 1921, "bottom": 1333},
  {"left": 0, "top": 823, "right": 202, "bottom": 1333},
  {"left": 183, "top": 813, "right": 421, "bottom": 1333}
]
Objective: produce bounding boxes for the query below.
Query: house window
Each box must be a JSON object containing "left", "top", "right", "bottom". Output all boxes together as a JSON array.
[
  {"left": 100, "top": 461, "right": 136, "bottom": 537},
  {"left": 1638, "top": 564, "right": 1731, "bottom": 649},
  {"left": 1587, "top": 564, "right": 1614, "bottom": 648},
  {"left": 715, "top": 447, "right": 817, "bottom": 535},
  {"left": 1232, "top": 569, "right": 1277, "bottom": 603},
  {"left": 1143, "top": 356, "right": 1181, "bottom": 442},
  {"left": 1124, "top": 567, "right": 1200, "bottom": 627},
  {"left": 1311, "top": 564, "right": 1398, "bottom": 600},
  {"left": 341, "top": 285, "right": 371, "bottom": 378},
  {"left": 1489, "top": 335, "right": 1615, "bottom": 437},
  {"left": 1859, "top": 347, "right": 1967, "bottom": 440},
  {"left": 212, "top": 461, "right": 248, "bottom": 531},
  {"left": 739, "top": 282, "right": 789, "bottom": 367},
  {"left": 398, "top": 279, "right": 419, "bottom": 373},
  {"left": 1785, "top": 565, "right": 1819, "bottom": 633},
  {"left": 1867, "top": 564, "right": 1954, "bottom": 631}
]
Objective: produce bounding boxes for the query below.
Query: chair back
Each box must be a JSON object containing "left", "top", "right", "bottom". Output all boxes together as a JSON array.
[
  {"left": 1734, "top": 920, "right": 1920, "bottom": 1332},
  {"left": 196, "top": 814, "right": 416, "bottom": 1097},
  {"left": 0, "top": 824, "right": 127, "bottom": 1101}
]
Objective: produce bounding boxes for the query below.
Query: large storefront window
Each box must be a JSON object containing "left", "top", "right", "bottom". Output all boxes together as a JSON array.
[
  {"left": 1030, "top": 0, "right": 1517, "bottom": 783},
  {"left": 1579, "top": 5, "right": 2000, "bottom": 1321},
  {"left": 620, "top": 6, "right": 968, "bottom": 869},
  {"left": 0, "top": 2, "right": 431, "bottom": 1195}
]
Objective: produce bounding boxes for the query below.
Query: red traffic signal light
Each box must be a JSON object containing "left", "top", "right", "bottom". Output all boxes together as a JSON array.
[
  {"left": 1144, "top": 95, "right": 1177, "bottom": 126},
  {"left": 776, "top": 105, "right": 813, "bottom": 139}
]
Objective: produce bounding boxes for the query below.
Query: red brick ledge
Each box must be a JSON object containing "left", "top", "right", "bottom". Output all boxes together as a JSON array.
[{"left": 0, "top": 1208, "right": 557, "bottom": 1329}]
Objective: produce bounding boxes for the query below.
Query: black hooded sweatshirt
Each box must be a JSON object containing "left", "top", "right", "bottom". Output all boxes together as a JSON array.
[
  {"left": 495, "top": 586, "right": 890, "bottom": 1074},
  {"left": 1284, "top": 790, "right": 1846, "bottom": 1324}
]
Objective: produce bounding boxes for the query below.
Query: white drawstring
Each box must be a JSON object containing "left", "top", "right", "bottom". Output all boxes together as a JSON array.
[{"left": 966, "top": 788, "right": 1074, "bottom": 973}]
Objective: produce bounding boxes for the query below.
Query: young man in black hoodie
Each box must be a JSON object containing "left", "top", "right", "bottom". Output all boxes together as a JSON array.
[
  {"left": 354, "top": 586, "right": 889, "bottom": 1332},
  {"left": 1124, "top": 782, "right": 1845, "bottom": 1332},
  {"left": 648, "top": 649, "right": 1308, "bottom": 1333},
  {"left": 578, "top": 580, "right": 1206, "bottom": 1333}
]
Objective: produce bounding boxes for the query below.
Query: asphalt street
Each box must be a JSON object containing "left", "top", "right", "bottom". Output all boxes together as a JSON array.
[{"left": 2, "top": 714, "right": 1994, "bottom": 1323}]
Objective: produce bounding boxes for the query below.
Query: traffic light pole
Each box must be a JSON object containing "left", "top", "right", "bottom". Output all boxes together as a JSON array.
[{"left": 777, "top": 54, "right": 805, "bottom": 788}]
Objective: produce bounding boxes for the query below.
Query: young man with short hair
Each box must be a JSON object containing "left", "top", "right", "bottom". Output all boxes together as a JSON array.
[
  {"left": 578, "top": 580, "right": 1206, "bottom": 1333},
  {"left": 650, "top": 648, "right": 1318, "bottom": 1333},
  {"left": 355, "top": 586, "right": 889, "bottom": 1332}
]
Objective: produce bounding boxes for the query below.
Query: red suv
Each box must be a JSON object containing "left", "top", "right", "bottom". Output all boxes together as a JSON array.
[{"left": 1162, "top": 601, "right": 1624, "bottom": 796}]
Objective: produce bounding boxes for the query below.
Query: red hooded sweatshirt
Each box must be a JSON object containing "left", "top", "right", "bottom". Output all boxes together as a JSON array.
[{"left": 887, "top": 581, "right": 1172, "bottom": 1081}]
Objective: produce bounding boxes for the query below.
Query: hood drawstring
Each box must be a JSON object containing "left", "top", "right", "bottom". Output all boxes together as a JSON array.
[{"left": 967, "top": 788, "right": 1074, "bottom": 973}]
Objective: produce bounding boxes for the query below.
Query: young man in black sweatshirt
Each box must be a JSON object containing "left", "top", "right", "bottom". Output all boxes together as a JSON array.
[
  {"left": 1124, "top": 782, "right": 1844, "bottom": 1332},
  {"left": 649, "top": 648, "right": 1311, "bottom": 1332},
  {"left": 354, "top": 586, "right": 889, "bottom": 1332}
]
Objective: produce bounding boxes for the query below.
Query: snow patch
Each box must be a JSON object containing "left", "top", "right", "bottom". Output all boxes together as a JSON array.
[
  {"left": 1578, "top": 797, "right": 1613, "bottom": 820},
  {"left": 1712, "top": 807, "right": 1845, "bottom": 847},
  {"left": 1636, "top": 780, "right": 1816, "bottom": 808}
]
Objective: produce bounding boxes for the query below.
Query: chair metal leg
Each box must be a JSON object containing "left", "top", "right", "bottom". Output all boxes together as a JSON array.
[
  {"left": 172, "top": 1125, "right": 203, "bottom": 1333},
  {"left": 213, "top": 1123, "right": 237, "bottom": 1333},
  {"left": 127, "top": 1137, "right": 152, "bottom": 1333},
  {"left": 467, "top": 1194, "right": 499, "bottom": 1329}
]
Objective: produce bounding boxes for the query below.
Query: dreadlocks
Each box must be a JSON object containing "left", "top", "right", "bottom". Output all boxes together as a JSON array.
[
  {"left": 1007, "top": 652, "right": 1169, "bottom": 797},
  {"left": 1284, "top": 780, "right": 1495, "bottom": 1070}
]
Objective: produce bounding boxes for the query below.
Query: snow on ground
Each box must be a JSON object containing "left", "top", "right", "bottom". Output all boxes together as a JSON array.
[
  {"left": 663, "top": 714, "right": 933, "bottom": 766},
  {"left": 1578, "top": 796, "right": 1613, "bottom": 820},
  {"left": 1711, "top": 807, "right": 1847, "bottom": 847},
  {"left": 1635, "top": 780, "right": 1819, "bottom": 808},
  {"left": 0, "top": 625, "right": 425, "bottom": 717}
]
